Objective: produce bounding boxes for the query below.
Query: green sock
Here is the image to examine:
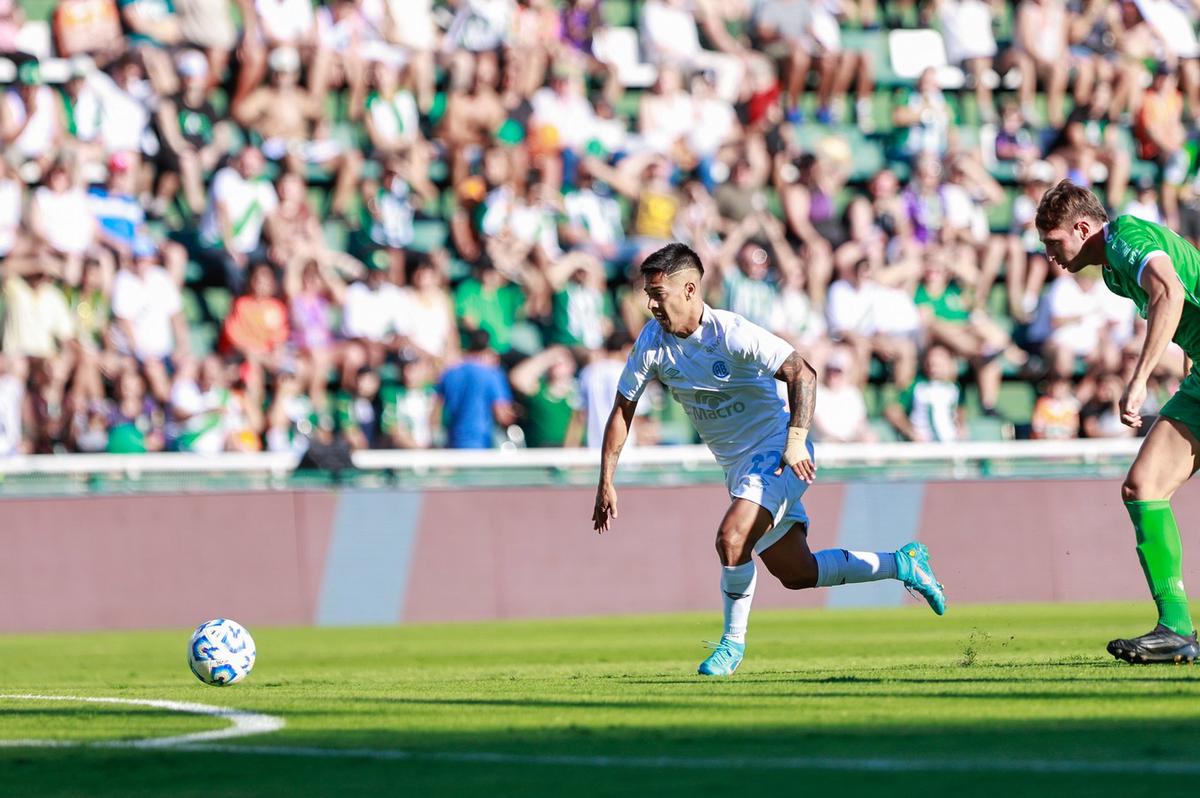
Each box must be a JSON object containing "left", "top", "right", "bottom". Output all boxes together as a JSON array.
[{"left": 1125, "top": 500, "right": 1194, "bottom": 637}]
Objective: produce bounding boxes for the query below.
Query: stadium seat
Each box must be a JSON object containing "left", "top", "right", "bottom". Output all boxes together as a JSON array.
[
  {"left": 508, "top": 321, "right": 544, "bottom": 357},
  {"left": 202, "top": 288, "right": 233, "bottom": 322},
  {"left": 887, "top": 29, "right": 965, "bottom": 89},
  {"left": 966, "top": 416, "right": 1013, "bottom": 441},
  {"left": 996, "top": 382, "right": 1036, "bottom": 424},
  {"left": 187, "top": 323, "right": 217, "bottom": 357},
  {"left": 409, "top": 219, "right": 449, "bottom": 254},
  {"left": 321, "top": 219, "right": 349, "bottom": 253},
  {"left": 21, "top": 0, "right": 56, "bottom": 23},
  {"left": 600, "top": 0, "right": 638, "bottom": 28},
  {"left": 592, "top": 27, "right": 658, "bottom": 89},
  {"left": 868, "top": 418, "right": 901, "bottom": 442}
]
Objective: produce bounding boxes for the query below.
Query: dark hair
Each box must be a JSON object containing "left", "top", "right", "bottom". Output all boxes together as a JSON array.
[
  {"left": 407, "top": 254, "right": 435, "bottom": 282},
  {"left": 246, "top": 261, "right": 277, "bottom": 294},
  {"left": 465, "top": 328, "right": 491, "bottom": 353},
  {"left": 1035, "top": 180, "right": 1109, "bottom": 232},
  {"left": 639, "top": 243, "right": 704, "bottom": 280}
]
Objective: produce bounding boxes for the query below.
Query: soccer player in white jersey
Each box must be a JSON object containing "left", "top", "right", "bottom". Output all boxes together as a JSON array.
[{"left": 591, "top": 244, "right": 946, "bottom": 676}]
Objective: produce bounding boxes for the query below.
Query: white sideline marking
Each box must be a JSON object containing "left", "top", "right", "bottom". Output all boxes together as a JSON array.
[
  {"left": 0, "top": 694, "right": 285, "bottom": 748},
  {"left": 1, "top": 694, "right": 1197, "bottom": 775}
]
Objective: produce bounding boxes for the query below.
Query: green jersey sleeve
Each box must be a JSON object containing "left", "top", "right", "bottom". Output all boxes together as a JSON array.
[{"left": 1103, "top": 215, "right": 1200, "bottom": 316}]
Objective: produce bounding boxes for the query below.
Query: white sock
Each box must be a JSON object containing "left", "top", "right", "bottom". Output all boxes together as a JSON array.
[
  {"left": 813, "top": 549, "right": 897, "bottom": 588},
  {"left": 721, "top": 561, "right": 757, "bottom": 642}
]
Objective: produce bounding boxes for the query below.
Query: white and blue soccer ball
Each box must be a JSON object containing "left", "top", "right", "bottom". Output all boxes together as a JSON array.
[{"left": 187, "top": 618, "right": 256, "bottom": 686}]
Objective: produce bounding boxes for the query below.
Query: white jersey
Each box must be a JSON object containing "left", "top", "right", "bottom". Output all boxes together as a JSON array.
[{"left": 618, "top": 306, "right": 794, "bottom": 471}]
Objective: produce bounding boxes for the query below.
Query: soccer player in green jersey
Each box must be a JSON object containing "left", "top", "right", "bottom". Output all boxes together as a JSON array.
[{"left": 1037, "top": 180, "right": 1199, "bottom": 664}]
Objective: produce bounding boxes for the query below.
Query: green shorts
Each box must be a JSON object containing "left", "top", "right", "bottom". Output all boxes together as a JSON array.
[{"left": 1159, "top": 371, "right": 1200, "bottom": 441}]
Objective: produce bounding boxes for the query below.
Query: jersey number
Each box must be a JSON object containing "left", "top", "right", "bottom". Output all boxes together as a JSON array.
[{"left": 749, "top": 451, "right": 781, "bottom": 476}]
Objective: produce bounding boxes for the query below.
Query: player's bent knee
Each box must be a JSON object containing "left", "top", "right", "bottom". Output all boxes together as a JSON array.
[
  {"left": 1122, "top": 475, "right": 1166, "bottom": 503},
  {"left": 714, "top": 529, "right": 752, "bottom": 566},
  {"left": 1120, "top": 478, "right": 1139, "bottom": 503},
  {"left": 1122, "top": 464, "right": 1176, "bottom": 502}
]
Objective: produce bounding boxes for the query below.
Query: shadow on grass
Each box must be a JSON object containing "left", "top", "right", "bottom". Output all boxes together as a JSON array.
[
  {"left": 0, "top": 708, "right": 217, "bottom": 719},
  {"left": 3, "top": 716, "right": 1200, "bottom": 798}
]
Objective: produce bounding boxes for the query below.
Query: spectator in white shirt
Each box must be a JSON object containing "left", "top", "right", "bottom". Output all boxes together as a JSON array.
[
  {"left": 28, "top": 161, "right": 97, "bottom": 282},
  {"left": 575, "top": 331, "right": 636, "bottom": 448},
  {"left": 0, "top": 59, "right": 64, "bottom": 178},
  {"left": 110, "top": 239, "right": 189, "bottom": 401},
  {"left": 639, "top": 0, "right": 744, "bottom": 101},
  {"left": 827, "top": 257, "right": 919, "bottom": 387},
  {"left": 1034, "top": 265, "right": 1134, "bottom": 379},
  {"left": 339, "top": 262, "right": 408, "bottom": 385},
  {"left": 531, "top": 62, "right": 597, "bottom": 154},
  {"left": 198, "top": 146, "right": 278, "bottom": 293},
  {"left": 94, "top": 53, "right": 153, "bottom": 156},
  {"left": 638, "top": 65, "right": 695, "bottom": 156},
  {"left": 933, "top": 0, "right": 1000, "bottom": 121},
  {"left": 686, "top": 71, "right": 737, "bottom": 165},
  {"left": 813, "top": 348, "right": 875, "bottom": 443}
]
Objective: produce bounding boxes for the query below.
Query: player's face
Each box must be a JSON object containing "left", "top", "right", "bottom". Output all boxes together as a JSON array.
[
  {"left": 1039, "top": 222, "right": 1090, "bottom": 273},
  {"left": 644, "top": 270, "right": 697, "bottom": 335}
]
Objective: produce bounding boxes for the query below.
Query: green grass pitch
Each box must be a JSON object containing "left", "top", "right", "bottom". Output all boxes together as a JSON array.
[{"left": 2, "top": 602, "right": 1199, "bottom": 797}]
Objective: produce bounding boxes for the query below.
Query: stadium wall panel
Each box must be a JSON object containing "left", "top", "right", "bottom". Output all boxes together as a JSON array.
[{"left": 0, "top": 479, "right": 1195, "bottom": 632}]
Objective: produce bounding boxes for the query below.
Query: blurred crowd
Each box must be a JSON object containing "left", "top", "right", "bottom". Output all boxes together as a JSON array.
[{"left": 0, "top": 0, "right": 1196, "bottom": 454}]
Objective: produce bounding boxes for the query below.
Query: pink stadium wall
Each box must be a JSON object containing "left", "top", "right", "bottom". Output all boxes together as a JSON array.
[{"left": 1, "top": 479, "right": 1197, "bottom": 633}]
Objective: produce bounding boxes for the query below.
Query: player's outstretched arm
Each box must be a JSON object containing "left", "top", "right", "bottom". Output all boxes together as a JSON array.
[
  {"left": 773, "top": 351, "right": 818, "bottom": 482},
  {"left": 593, "top": 392, "right": 638, "bottom": 534},
  {"left": 1123, "top": 256, "right": 1186, "bottom": 428}
]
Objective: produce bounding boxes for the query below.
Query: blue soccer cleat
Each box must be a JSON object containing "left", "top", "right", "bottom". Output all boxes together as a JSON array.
[
  {"left": 697, "top": 636, "right": 745, "bottom": 676},
  {"left": 895, "top": 541, "right": 946, "bottom": 616}
]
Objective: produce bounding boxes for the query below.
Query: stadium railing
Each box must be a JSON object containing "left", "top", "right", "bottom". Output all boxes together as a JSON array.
[{"left": 0, "top": 439, "right": 1143, "bottom": 496}]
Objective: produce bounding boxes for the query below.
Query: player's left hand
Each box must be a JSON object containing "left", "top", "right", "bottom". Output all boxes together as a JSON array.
[
  {"left": 774, "top": 427, "right": 816, "bottom": 483},
  {"left": 775, "top": 453, "right": 817, "bottom": 483},
  {"left": 1120, "top": 379, "right": 1148, "bottom": 428}
]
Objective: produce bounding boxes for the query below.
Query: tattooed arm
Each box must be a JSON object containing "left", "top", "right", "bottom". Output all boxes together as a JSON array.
[{"left": 773, "top": 350, "right": 818, "bottom": 482}]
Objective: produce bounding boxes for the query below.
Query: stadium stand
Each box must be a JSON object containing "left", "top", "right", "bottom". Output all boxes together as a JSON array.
[{"left": 0, "top": 0, "right": 1194, "bottom": 454}]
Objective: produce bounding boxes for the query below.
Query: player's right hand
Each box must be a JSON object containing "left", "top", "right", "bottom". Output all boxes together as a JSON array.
[
  {"left": 1120, "top": 379, "right": 1147, "bottom": 429},
  {"left": 593, "top": 483, "right": 618, "bottom": 534}
]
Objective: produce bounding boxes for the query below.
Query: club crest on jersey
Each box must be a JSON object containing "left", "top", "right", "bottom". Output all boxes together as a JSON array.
[{"left": 712, "top": 361, "right": 730, "bottom": 379}]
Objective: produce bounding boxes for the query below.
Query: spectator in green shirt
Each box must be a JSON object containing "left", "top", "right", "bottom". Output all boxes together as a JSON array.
[
  {"left": 549, "top": 256, "right": 612, "bottom": 351},
  {"left": 454, "top": 258, "right": 525, "bottom": 355},
  {"left": 915, "top": 249, "right": 1026, "bottom": 415},
  {"left": 509, "top": 345, "right": 581, "bottom": 448}
]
